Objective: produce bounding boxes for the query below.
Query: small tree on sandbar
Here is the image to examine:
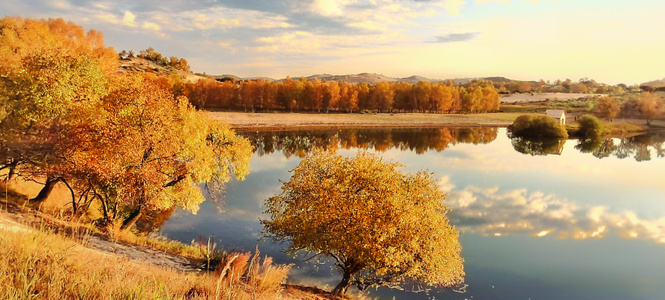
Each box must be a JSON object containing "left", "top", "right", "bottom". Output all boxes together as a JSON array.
[{"left": 262, "top": 150, "right": 464, "bottom": 296}]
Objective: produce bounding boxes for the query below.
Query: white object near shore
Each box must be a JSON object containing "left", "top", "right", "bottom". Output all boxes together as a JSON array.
[{"left": 545, "top": 109, "right": 567, "bottom": 125}]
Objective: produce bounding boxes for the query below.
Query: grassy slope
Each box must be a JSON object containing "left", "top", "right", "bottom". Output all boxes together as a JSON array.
[
  {"left": 0, "top": 181, "right": 342, "bottom": 300},
  {"left": 0, "top": 224, "right": 293, "bottom": 300}
]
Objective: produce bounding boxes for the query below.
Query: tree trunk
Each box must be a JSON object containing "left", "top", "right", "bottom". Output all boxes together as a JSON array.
[
  {"left": 332, "top": 269, "right": 353, "bottom": 296},
  {"left": 119, "top": 204, "right": 143, "bottom": 231},
  {"left": 29, "top": 176, "right": 60, "bottom": 205},
  {"left": 331, "top": 258, "right": 365, "bottom": 296},
  {"left": 61, "top": 179, "right": 77, "bottom": 214},
  {"left": 95, "top": 193, "right": 110, "bottom": 222},
  {"left": 5, "top": 160, "right": 18, "bottom": 181}
]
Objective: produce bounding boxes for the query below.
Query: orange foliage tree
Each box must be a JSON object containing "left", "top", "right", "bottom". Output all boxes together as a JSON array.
[
  {"left": 1, "top": 18, "right": 252, "bottom": 231},
  {"left": 638, "top": 92, "right": 664, "bottom": 125},
  {"left": 64, "top": 76, "right": 252, "bottom": 230},
  {"left": 593, "top": 96, "right": 620, "bottom": 120},
  {"left": 0, "top": 17, "right": 117, "bottom": 200},
  {"left": 263, "top": 151, "right": 464, "bottom": 295},
  {"left": 184, "top": 77, "right": 499, "bottom": 114}
]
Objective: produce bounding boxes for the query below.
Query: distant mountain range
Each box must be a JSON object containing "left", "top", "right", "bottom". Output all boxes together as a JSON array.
[
  {"left": 121, "top": 58, "right": 658, "bottom": 87},
  {"left": 212, "top": 73, "right": 518, "bottom": 85},
  {"left": 640, "top": 78, "right": 665, "bottom": 89}
]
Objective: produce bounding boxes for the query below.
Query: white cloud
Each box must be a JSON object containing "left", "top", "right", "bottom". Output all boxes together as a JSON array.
[
  {"left": 95, "top": 13, "right": 121, "bottom": 25},
  {"left": 142, "top": 21, "right": 161, "bottom": 31},
  {"left": 162, "top": 8, "right": 291, "bottom": 32},
  {"left": 438, "top": 0, "right": 466, "bottom": 16},
  {"left": 53, "top": 1, "right": 70, "bottom": 8},
  {"left": 252, "top": 17, "right": 292, "bottom": 29},
  {"left": 253, "top": 30, "right": 375, "bottom": 55},
  {"left": 475, "top": 0, "right": 540, "bottom": 3},
  {"left": 475, "top": 0, "right": 510, "bottom": 4},
  {"left": 122, "top": 11, "right": 137, "bottom": 27},
  {"left": 437, "top": 175, "right": 456, "bottom": 193},
  {"left": 349, "top": 20, "right": 387, "bottom": 31},
  {"left": 312, "top": 0, "right": 352, "bottom": 16}
]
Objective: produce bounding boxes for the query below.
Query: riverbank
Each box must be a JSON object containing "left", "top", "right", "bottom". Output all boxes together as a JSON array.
[
  {"left": 209, "top": 111, "right": 660, "bottom": 135},
  {"left": 208, "top": 111, "right": 517, "bottom": 130},
  {"left": 0, "top": 182, "right": 341, "bottom": 300}
]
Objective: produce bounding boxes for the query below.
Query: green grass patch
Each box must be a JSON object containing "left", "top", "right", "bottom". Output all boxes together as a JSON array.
[
  {"left": 603, "top": 122, "right": 647, "bottom": 136},
  {"left": 567, "top": 121, "right": 647, "bottom": 137}
]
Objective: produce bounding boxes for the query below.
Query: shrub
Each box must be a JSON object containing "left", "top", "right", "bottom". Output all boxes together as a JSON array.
[
  {"left": 577, "top": 114, "right": 604, "bottom": 139},
  {"left": 263, "top": 150, "right": 464, "bottom": 295},
  {"left": 508, "top": 114, "right": 569, "bottom": 139}
]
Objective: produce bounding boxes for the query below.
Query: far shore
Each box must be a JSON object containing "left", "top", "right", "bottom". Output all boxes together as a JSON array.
[
  {"left": 208, "top": 111, "right": 517, "bottom": 130},
  {"left": 209, "top": 111, "right": 662, "bottom": 133},
  {"left": 500, "top": 92, "right": 602, "bottom": 103}
]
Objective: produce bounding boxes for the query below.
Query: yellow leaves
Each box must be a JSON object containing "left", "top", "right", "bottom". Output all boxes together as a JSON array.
[
  {"left": 593, "top": 96, "right": 620, "bottom": 119},
  {"left": 6, "top": 61, "right": 252, "bottom": 220},
  {"left": 263, "top": 150, "right": 464, "bottom": 290},
  {"left": 85, "top": 76, "right": 252, "bottom": 213}
]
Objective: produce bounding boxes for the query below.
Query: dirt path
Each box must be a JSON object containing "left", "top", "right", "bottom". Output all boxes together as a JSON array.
[
  {"left": 0, "top": 210, "right": 196, "bottom": 273},
  {"left": 83, "top": 236, "right": 198, "bottom": 272}
]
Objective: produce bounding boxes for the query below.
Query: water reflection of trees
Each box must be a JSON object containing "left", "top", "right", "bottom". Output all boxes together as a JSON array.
[
  {"left": 510, "top": 137, "right": 565, "bottom": 156},
  {"left": 586, "top": 132, "right": 665, "bottom": 162},
  {"left": 239, "top": 127, "right": 498, "bottom": 157},
  {"left": 511, "top": 131, "right": 665, "bottom": 161}
]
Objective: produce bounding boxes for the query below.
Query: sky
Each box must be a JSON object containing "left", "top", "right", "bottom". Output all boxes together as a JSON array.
[{"left": 2, "top": 0, "right": 664, "bottom": 84}]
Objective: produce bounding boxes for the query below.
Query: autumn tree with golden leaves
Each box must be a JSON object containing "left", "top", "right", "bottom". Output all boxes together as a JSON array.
[
  {"left": 593, "top": 96, "right": 620, "bottom": 120},
  {"left": 0, "top": 17, "right": 252, "bottom": 231},
  {"left": 638, "top": 92, "right": 664, "bottom": 125},
  {"left": 177, "top": 76, "right": 500, "bottom": 114},
  {"left": 262, "top": 151, "right": 464, "bottom": 295},
  {"left": 0, "top": 17, "right": 117, "bottom": 201},
  {"left": 62, "top": 75, "right": 252, "bottom": 230}
]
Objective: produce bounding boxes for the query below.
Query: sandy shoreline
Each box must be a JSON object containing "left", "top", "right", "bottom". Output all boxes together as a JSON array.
[
  {"left": 500, "top": 92, "right": 601, "bottom": 103},
  {"left": 208, "top": 111, "right": 514, "bottom": 130}
]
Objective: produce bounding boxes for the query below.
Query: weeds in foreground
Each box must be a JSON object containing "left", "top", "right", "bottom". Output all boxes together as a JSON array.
[{"left": 0, "top": 227, "right": 291, "bottom": 299}]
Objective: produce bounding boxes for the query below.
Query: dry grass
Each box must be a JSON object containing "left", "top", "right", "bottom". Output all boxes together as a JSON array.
[
  {"left": 0, "top": 225, "right": 291, "bottom": 300},
  {"left": 475, "top": 112, "right": 523, "bottom": 123},
  {"left": 501, "top": 93, "right": 598, "bottom": 103},
  {"left": 1, "top": 178, "right": 207, "bottom": 262},
  {"left": 0, "top": 181, "right": 300, "bottom": 299},
  {"left": 214, "top": 248, "right": 292, "bottom": 299},
  {"left": 209, "top": 111, "right": 512, "bottom": 130}
]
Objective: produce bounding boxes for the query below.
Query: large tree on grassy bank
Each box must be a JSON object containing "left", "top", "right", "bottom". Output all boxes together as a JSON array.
[
  {"left": 0, "top": 17, "right": 116, "bottom": 199},
  {"left": 593, "top": 96, "right": 620, "bottom": 120},
  {"left": 0, "top": 17, "right": 252, "bottom": 231},
  {"left": 63, "top": 75, "right": 252, "bottom": 230},
  {"left": 638, "top": 92, "right": 664, "bottom": 125},
  {"left": 262, "top": 151, "right": 464, "bottom": 296}
]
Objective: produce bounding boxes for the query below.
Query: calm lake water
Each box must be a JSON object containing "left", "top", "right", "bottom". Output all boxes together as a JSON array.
[{"left": 161, "top": 127, "right": 665, "bottom": 299}]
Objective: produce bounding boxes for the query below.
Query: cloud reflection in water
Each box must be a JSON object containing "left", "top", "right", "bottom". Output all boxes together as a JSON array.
[{"left": 440, "top": 176, "right": 665, "bottom": 243}]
